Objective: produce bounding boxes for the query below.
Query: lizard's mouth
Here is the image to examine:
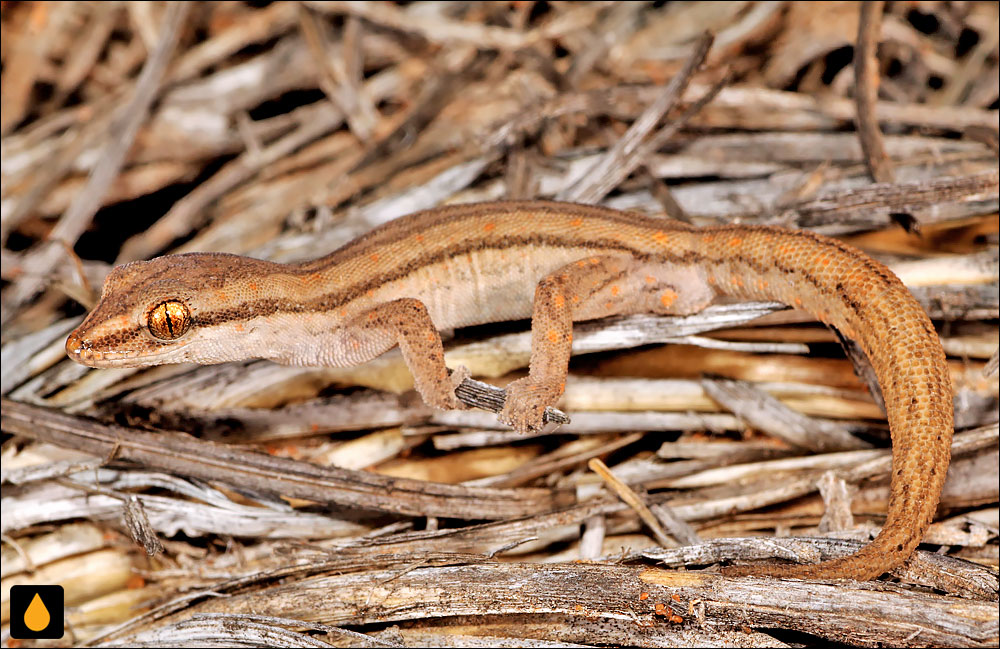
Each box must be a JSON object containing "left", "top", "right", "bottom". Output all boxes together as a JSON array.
[{"left": 65, "top": 330, "right": 179, "bottom": 368}]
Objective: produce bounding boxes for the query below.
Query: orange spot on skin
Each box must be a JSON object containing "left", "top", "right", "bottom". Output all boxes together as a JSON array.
[
  {"left": 126, "top": 574, "right": 146, "bottom": 590},
  {"left": 610, "top": 285, "right": 620, "bottom": 296},
  {"left": 426, "top": 332, "right": 435, "bottom": 341},
  {"left": 547, "top": 329, "right": 559, "bottom": 343},
  {"left": 484, "top": 222, "right": 496, "bottom": 232},
  {"left": 572, "top": 296, "right": 581, "bottom": 304},
  {"left": 729, "top": 237, "right": 742, "bottom": 247},
  {"left": 234, "top": 323, "right": 245, "bottom": 332},
  {"left": 576, "top": 260, "right": 587, "bottom": 268},
  {"left": 645, "top": 275, "right": 656, "bottom": 284},
  {"left": 660, "top": 289, "right": 677, "bottom": 308},
  {"left": 368, "top": 312, "right": 377, "bottom": 320},
  {"left": 653, "top": 231, "right": 669, "bottom": 244},
  {"left": 29, "top": 3, "right": 48, "bottom": 30},
  {"left": 574, "top": 604, "right": 583, "bottom": 611},
  {"left": 370, "top": 253, "right": 379, "bottom": 263},
  {"left": 554, "top": 294, "right": 565, "bottom": 308},
  {"left": 571, "top": 217, "right": 583, "bottom": 227},
  {"left": 639, "top": 592, "right": 650, "bottom": 601},
  {"left": 704, "top": 233, "right": 715, "bottom": 243},
  {"left": 590, "top": 257, "right": 600, "bottom": 264},
  {"left": 820, "top": 256, "right": 831, "bottom": 266},
  {"left": 605, "top": 301, "right": 614, "bottom": 309},
  {"left": 415, "top": 234, "right": 424, "bottom": 242},
  {"left": 732, "top": 275, "right": 744, "bottom": 288},
  {"left": 340, "top": 309, "right": 348, "bottom": 317},
  {"left": 248, "top": 282, "right": 259, "bottom": 292},
  {"left": 794, "top": 297, "right": 803, "bottom": 307},
  {"left": 367, "top": 290, "right": 375, "bottom": 297}
]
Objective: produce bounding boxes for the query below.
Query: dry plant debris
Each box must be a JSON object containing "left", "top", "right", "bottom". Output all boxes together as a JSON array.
[{"left": 1, "top": 2, "right": 997, "bottom": 647}]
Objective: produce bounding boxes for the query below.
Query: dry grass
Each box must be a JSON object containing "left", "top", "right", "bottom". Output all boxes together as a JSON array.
[{"left": 2, "top": 2, "right": 997, "bottom": 646}]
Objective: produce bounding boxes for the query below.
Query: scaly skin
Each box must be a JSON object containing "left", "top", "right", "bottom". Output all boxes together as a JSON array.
[{"left": 66, "top": 201, "right": 953, "bottom": 580}]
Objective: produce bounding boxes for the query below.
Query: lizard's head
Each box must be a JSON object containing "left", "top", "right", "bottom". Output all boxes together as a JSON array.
[{"left": 66, "top": 253, "right": 283, "bottom": 368}]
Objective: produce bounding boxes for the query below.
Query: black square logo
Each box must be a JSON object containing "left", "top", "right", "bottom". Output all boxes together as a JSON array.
[{"left": 9, "top": 585, "right": 64, "bottom": 639}]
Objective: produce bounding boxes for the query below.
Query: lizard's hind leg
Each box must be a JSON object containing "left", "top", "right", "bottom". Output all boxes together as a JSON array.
[{"left": 500, "top": 255, "right": 713, "bottom": 433}]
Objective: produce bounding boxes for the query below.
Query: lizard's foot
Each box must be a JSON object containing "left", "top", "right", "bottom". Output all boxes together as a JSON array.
[{"left": 499, "top": 377, "right": 562, "bottom": 433}]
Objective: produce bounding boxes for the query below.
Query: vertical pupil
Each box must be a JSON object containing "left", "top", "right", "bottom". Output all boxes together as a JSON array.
[{"left": 150, "top": 301, "right": 188, "bottom": 339}]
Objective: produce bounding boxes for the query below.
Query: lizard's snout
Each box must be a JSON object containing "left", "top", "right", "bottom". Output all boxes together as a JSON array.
[{"left": 65, "top": 329, "right": 96, "bottom": 365}]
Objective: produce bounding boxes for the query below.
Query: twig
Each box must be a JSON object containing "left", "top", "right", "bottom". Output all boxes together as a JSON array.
[
  {"left": 0, "top": 398, "right": 572, "bottom": 520},
  {"left": 588, "top": 457, "right": 674, "bottom": 548},
  {"left": 564, "top": 67, "right": 731, "bottom": 204},
  {"left": 297, "top": 3, "right": 375, "bottom": 140},
  {"left": 700, "top": 377, "right": 871, "bottom": 453},
  {"left": 558, "top": 32, "right": 715, "bottom": 203},
  {"left": 115, "top": 62, "right": 410, "bottom": 263},
  {"left": 304, "top": 0, "right": 598, "bottom": 51},
  {"left": 854, "top": 1, "right": 895, "bottom": 184}
]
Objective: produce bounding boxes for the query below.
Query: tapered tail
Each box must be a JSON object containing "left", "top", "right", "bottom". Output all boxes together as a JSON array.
[{"left": 700, "top": 226, "right": 953, "bottom": 580}]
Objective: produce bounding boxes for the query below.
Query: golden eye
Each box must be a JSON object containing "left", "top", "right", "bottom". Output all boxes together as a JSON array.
[{"left": 147, "top": 300, "right": 191, "bottom": 340}]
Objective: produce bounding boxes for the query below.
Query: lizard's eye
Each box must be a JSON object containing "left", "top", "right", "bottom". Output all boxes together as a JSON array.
[{"left": 147, "top": 300, "right": 191, "bottom": 340}]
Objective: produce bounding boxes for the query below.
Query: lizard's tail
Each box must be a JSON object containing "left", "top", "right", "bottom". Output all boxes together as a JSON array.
[{"left": 701, "top": 225, "right": 953, "bottom": 580}]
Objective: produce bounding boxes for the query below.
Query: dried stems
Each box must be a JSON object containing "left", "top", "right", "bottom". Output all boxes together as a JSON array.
[{"left": 1, "top": 3, "right": 997, "bottom": 647}]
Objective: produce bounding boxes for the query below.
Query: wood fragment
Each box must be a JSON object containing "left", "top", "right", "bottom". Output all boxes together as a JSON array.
[{"left": 1, "top": 398, "right": 572, "bottom": 520}]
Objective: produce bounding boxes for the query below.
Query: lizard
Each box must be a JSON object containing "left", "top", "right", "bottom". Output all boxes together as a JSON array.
[{"left": 65, "top": 200, "right": 953, "bottom": 580}]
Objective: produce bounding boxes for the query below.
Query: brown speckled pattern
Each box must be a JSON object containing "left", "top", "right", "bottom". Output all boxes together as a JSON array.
[{"left": 66, "top": 201, "right": 953, "bottom": 581}]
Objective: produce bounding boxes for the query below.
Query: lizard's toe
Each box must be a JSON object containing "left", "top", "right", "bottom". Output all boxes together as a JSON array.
[{"left": 499, "top": 377, "right": 561, "bottom": 433}]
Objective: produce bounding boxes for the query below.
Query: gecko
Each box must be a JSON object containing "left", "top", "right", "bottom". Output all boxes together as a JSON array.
[{"left": 65, "top": 200, "right": 953, "bottom": 580}]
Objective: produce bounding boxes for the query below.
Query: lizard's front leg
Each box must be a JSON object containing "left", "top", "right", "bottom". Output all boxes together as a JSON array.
[
  {"left": 500, "top": 255, "right": 634, "bottom": 433},
  {"left": 348, "top": 298, "right": 466, "bottom": 411}
]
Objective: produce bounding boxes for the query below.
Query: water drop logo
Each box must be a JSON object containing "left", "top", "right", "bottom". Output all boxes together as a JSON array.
[
  {"left": 24, "top": 593, "right": 50, "bottom": 631},
  {"left": 9, "top": 585, "right": 64, "bottom": 639}
]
